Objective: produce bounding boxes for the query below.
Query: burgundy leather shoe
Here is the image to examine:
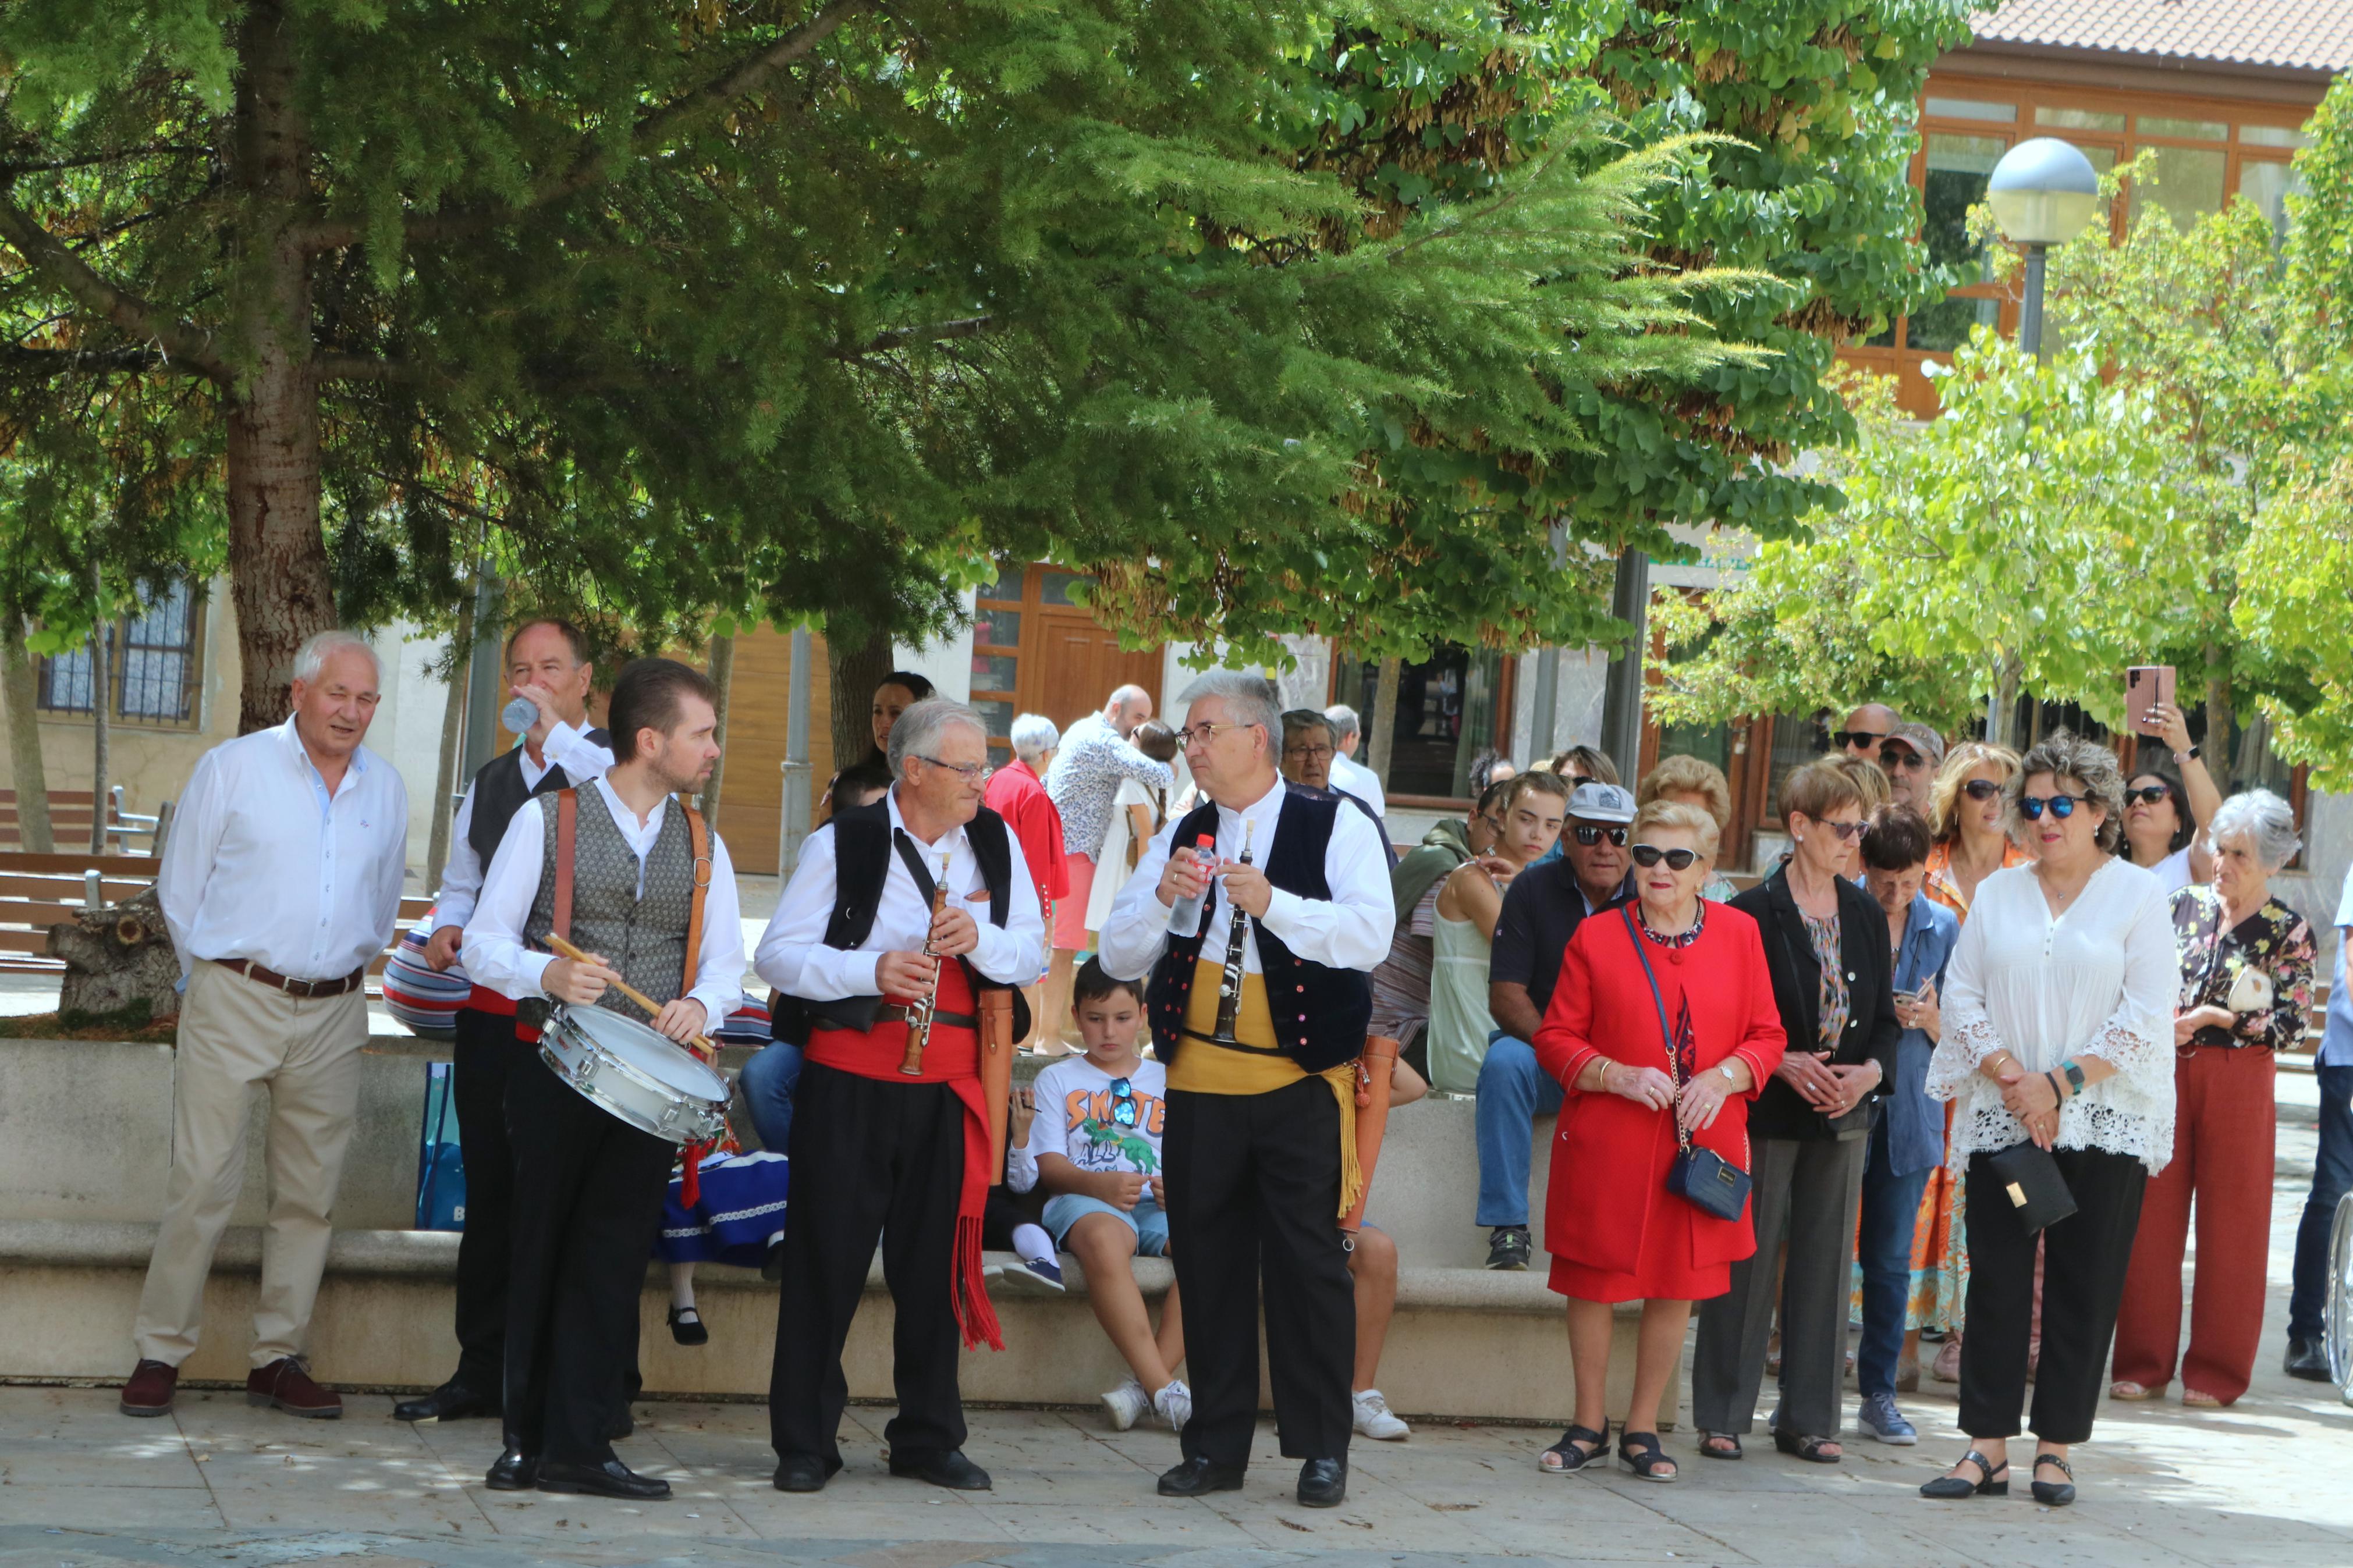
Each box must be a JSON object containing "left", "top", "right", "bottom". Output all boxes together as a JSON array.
[
  {"left": 247, "top": 1357, "right": 343, "bottom": 1419},
  {"left": 120, "top": 1359, "right": 178, "bottom": 1417}
]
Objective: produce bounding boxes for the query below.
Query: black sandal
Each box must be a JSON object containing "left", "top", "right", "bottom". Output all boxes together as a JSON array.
[
  {"left": 1919, "top": 1450, "right": 2009, "bottom": 1499},
  {"left": 1538, "top": 1421, "right": 1609, "bottom": 1475},
  {"left": 668, "top": 1305, "right": 708, "bottom": 1347},
  {"left": 1772, "top": 1429, "right": 1843, "bottom": 1464},
  {"left": 1698, "top": 1431, "right": 1743, "bottom": 1460},
  {"left": 1617, "top": 1430, "right": 1678, "bottom": 1482},
  {"left": 2032, "top": 1452, "right": 2075, "bottom": 1507}
]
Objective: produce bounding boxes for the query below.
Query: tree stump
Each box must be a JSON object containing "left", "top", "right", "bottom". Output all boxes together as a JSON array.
[{"left": 49, "top": 887, "right": 181, "bottom": 1023}]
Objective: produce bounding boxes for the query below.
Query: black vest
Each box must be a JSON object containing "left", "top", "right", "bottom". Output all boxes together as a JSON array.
[
  {"left": 1145, "top": 784, "right": 1372, "bottom": 1074},
  {"left": 466, "top": 728, "right": 611, "bottom": 867},
  {"left": 769, "top": 798, "right": 1034, "bottom": 1043}
]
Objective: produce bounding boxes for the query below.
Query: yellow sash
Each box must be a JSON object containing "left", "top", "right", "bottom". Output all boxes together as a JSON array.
[{"left": 1169, "top": 957, "right": 1363, "bottom": 1219}]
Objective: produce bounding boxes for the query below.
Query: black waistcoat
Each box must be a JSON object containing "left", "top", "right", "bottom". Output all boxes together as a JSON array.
[
  {"left": 1145, "top": 784, "right": 1372, "bottom": 1075},
  {"left": 466, "top": 728, "right": 612, "bottom": 867}
]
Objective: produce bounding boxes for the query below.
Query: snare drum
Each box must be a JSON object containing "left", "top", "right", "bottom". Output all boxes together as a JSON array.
[{"left": 540, "top": 1004, "right": 730, "bottom": 1146}]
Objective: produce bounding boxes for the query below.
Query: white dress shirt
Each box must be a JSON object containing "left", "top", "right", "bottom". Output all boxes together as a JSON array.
[
  {"left": 157, "top": 719, "right": 410, "bottom": 983},
  {"left": 432, "top": 722, "right": 615, "bottom": 932},
  {"left": 1328, "top": 750, "right": 1387, "bottom": 822},
  {"left": 462, "top": 777, "right": 744, "bottom": 1026},
  {"left": 1097, "top": 777, "right": 1395, "bottom": 983},
  {"left": 756, "top": 787, "right": 1045, "bottom": 1000}
]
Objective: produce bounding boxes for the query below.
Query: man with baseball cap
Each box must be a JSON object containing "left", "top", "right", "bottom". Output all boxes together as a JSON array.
[
  {"left": 1877, "top": 723, "right": 1946, "bottom": 812},
  {"left": 1472, "top": 781, "right": 1638, "bottom": 1270}
]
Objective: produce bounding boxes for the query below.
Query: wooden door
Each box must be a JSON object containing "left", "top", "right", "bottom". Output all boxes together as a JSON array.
[{"left": 1021, "top": 609, "right": 1159, "bottom": 734}]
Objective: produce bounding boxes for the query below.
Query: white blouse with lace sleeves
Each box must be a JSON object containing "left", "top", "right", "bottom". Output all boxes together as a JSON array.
[{"left": 1925, "top": 858, "right": 2178, "bottom": 1173}]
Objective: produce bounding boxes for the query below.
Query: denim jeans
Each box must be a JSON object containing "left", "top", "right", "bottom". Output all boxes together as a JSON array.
[
  {"left": 737, "top": 1040, "right": 803, "bottom": 1156},
  {"left": 1474, "top": 1035, "right": 1563, "bottom": 1228},
  {"left": 1857, "top": 1122, "right": 1932, "bottom": 1400},
  {"left": 2289, "top": 1064, "right": 2353, "bottom": 1343}
]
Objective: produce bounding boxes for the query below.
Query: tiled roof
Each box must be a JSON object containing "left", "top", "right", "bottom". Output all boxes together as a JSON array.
[{"left": 1973, "top": 0, "right": 2353, "bottom": 73}]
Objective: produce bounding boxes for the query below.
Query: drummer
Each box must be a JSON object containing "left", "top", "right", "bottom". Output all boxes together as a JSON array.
[{"left": 463, "top": 657, "right": 743, "bottom": 1501}]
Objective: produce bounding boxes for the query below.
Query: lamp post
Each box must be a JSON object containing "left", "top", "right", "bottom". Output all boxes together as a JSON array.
[{"left": 1985, "top": 137, "right": 2101, "bottom": 361}]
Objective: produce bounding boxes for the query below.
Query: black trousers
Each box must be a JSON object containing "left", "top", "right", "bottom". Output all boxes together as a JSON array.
[
  {"left": 502, "top": 1054, "right": 672, "bottom": 1464},
  {"left": 1163, "top": 1076, "right": 1354, "bottom": 1469},
  {"left": 1960, "top": 1147, "right": 2148, "bottom": 1445},
  {"left": 769, "top": 1062, "right": 968, "bottom": 1469},
  {"left": 450, "top": 1007, "right": 521, "bottom": 1395}
]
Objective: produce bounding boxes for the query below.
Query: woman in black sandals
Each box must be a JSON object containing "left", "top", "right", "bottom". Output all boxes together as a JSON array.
[
  {"left": 1918, "top": 732, "right": 2178, "bottom": 1507},
  {"left": 1529, "top": 801, "right": 1787, "bottom": 1481}
]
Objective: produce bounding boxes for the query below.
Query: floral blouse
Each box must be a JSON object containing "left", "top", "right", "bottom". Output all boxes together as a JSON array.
[{"left": 2170, "top": 885, "right": 2316, "bottom": 1053}]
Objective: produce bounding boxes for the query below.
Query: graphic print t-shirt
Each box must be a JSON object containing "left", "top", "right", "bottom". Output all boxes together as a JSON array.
[{"left": 1023, "top": 1055, "right": 1167, "bottom": 1180}]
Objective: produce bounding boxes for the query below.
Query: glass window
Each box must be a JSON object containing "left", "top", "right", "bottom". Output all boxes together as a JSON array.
[
  {"left": 37, "top": 643, "right": 96, "bottom": 713},
  {"left": 1906, "top": 294, "right": 2000, "bottom": 354},
  {"left": 1923, "top": 134, "right": 2007, "bottom": 284},
  {"left": 2139, "top": 115, "right": 2228, "bottom": 141},
  {"left": 2240, "top": 159, "right": 2307, "bottom": 242},
  {"left": 1038, "top": 571, "right": 1085, "bottom": 606},
  {"left": 1763, "top": 710, "right": 1832, "bottom": 823},
  {"left": 1339, "top": 644, "right": 1507, "bottom": 799},
  {"left": 2241, "top": 123, "right": 2311, "bottom": 148},
  {"left": 36, "top": 581, "right": 200, "bottom": 723},
  {"left": 976, "top": 607, "right": 1021, "bottom": 648},
  {"left": 1928, "top": 97, "right": 2017, "bottom": 123},
  {"left": 971, "top": 698, "right": 1016, "bottom": 739},
  {"left": 969, "top": 652, "right": 1017, "bottom": 693},
  {"left": 2131, "top": 144, "right": 2227, "bottom": 232},
  {"left": 980, "top": 563, "right": 1023, "bottom": 603},
  {"left": 2036, "top": 106, "right": 2126, "bottom": 133}
]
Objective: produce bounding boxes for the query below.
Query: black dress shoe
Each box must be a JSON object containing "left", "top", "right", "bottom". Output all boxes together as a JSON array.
[
  {"left": 611, "top": 1410, "right": 636, "bottom": 1440},
  {"left": 537, "top": 1457, "right": 671, "bottom": 1500},
  {"left": 2285, "top": 1335, "right": 2332, "bottom": 1382},
  {"left": 1297, "top": 1457, "right": 1347, "bottom": 1507},
  {"left": 772, "top": 1453, "right": 833, "bottom": 1492},
  {"left": 1157, "top": 1456, "right": 1247, "bottom": 1496},
  {"left": 484, "top": 1448, "right": 539, "bottom": 1491},
  {"left": 887, "top": 1448, "right": 991, "bottom": 1491},
  {"left": 395, "top": 1380, "right": 499, "bottom": 1424}
]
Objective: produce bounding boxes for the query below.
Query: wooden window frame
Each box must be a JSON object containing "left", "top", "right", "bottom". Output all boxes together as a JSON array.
[
  {"left": 1331, "top": 648, "right": 1517, "bottom": 813},
  {"left": 34, "top": 582, "right": 207, "bottom": 732}
]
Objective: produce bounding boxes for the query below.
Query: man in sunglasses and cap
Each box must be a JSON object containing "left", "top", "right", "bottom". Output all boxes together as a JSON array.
[
  {"left": 1878, "top": 722, "right": 1946, "bottom": 813},
  {"left": 1832, "top": 703, "right": 1904, "bottom": 767},
  {"left": 1472, "top": 781, "right": 1639, "bottom": 1270}
]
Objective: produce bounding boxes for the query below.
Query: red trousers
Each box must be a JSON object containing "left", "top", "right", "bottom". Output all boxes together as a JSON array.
[{"left": 2111, "top": 1046, "right": 2277, "bottom": 1403}]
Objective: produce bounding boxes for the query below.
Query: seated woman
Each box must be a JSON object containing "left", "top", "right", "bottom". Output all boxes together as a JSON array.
[
  {"left": 1426, "top": 772, "right": 1568, "bottom": 1094},
  {"left": 1531, "top": 800, "right": 1786, "bottom": 1481}
]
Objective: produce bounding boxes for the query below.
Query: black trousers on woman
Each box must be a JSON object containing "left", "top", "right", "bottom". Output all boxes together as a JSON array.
[
  {"left": 1960, "top": 1146, "right": 2148, "bottom": 1445},
  {"left": 1162, "top": 1075, "right": 1355, "bottom": 1470}
]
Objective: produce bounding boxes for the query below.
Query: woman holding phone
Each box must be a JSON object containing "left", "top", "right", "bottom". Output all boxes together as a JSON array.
[{"left": 2121, "top": 701, "right": 2222, "bottom": 897}]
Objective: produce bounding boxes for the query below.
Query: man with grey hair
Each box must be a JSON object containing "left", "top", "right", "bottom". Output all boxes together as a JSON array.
[
  {"left": 1323, "top": 703, "right": 1387, "bottom": 822},
  {"left": 984, "top": 713, "right": 1071, "bottom": 1044},
  {"left": 119, "top": 630, "right": 409, "bottom": 1421},
  {"left": 758, "top": 698, "right": 1045, "bottom": 1494},
  {"left": 1042, "top": 683, "right": 1173, "bottom": 1048}
]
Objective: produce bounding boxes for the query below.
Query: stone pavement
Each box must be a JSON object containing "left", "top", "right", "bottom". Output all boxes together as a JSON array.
[{"left": 2, "top": 1072, "right": 2347, "bottom": 1566}]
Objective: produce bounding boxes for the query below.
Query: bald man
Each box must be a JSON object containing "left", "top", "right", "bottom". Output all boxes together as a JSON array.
[
  {"left": 1040, "top": 685, "right": 1173, "bottom": 1049},
  {"left": 1834, "top": 704, "right": 1903, "bottom": 766}
]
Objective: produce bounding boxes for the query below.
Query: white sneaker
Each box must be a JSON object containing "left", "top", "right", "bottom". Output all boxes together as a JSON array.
[
  {"left": 1101, "top": 1378, "right": 1149, "bottom": 1432},
  {"left": 1353, "top": 1388, "right": 1410, "bottom": 1441},
  {"left": 1152, "top": 1378, "right": 1193, "bottom": 1433}
]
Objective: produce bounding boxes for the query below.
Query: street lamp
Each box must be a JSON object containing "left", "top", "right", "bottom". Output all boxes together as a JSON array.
[{"left": 1986, "top": 137, "right": 2102, "bottom": 360}]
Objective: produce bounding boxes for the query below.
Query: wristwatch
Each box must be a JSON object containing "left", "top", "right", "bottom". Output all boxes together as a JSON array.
[
  {"left": 2175, "top": 744, "right": 2200, "bottom": 764},
  {"left": 2061, "top": 1058, "right": 2086, "bottom": 1094},
  {"left": 1718, "top": 1064, "right": 1738, "bottom": 1083}
]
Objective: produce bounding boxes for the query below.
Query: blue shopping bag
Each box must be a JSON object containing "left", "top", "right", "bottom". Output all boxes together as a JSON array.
[{"left": 415, "top": 1060, "right": 467, "bottom": 1232}]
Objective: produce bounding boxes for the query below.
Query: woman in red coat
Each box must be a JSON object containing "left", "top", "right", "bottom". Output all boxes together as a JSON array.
[{"left": 1531, "top": 801, "right": 1786, "bottom": 1482}]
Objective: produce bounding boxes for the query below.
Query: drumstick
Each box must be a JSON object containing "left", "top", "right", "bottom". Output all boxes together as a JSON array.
[{"left": 545, "top": 933, "right": 716, "bottom": 1064}]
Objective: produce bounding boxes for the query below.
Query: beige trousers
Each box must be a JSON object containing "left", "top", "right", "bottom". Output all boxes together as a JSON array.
[{"left": 133, "top": 958, "right": 368, "bottom": 1368}]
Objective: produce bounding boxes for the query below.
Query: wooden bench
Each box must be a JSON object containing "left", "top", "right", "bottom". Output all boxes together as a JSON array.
[{"left": 0, "top": 788, "right": 161, "bottom": 854}]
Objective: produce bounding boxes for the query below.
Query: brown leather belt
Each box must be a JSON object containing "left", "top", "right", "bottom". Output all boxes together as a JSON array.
[
  {"left": 217, "top": 959, "right": 368, "bottom": 999},
  {"left": 878, "top": 1004, "right": 978, "bottom": 1030}
]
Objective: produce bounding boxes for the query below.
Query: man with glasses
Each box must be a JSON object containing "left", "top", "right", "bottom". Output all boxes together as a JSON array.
[
  {"left": 1877, "top": 722, "right": 1944, "bottom": 812},
  {"left": 1280, "top": 709, "right": 1396, "bottom": 869},
  {"left": 1832, "top": 703, "right": 1904, "bottom": 766},
  {"left": 757, "top": 699, "right": 1045, "bottom": 1495},
  {"left": 1474, "top": 781, "right": 1638, "bottom": 1270}
]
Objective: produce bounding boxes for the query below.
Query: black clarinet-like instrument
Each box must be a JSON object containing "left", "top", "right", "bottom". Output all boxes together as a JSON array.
[{"left": 1207, "top": 820, "right": 1255, "bottom": 1045}]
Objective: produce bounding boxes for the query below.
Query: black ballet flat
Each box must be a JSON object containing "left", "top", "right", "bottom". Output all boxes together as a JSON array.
[
  {"left": 668, "top": 1305, "right": 708, "bottom": 1346},
  {"left": 1920, "top": 1450, "right": 2008, "bottom": 1499},
  {"left": 2032, "top": 1452, "right": 2076, "bottom": 1506}
]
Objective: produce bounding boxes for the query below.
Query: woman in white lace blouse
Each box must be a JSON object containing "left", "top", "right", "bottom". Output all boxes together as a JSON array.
[{"left": 1918, "top": 732, "right": 2175, "bottom": 1509}]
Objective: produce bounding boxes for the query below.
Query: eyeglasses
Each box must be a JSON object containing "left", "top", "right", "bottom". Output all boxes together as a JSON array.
[
  {"left": 2125, "top": 785, "right": 2172, "bottom": 805},
  {"left": 1476, "top": 812, "right": 1506, "bottom": 835},
  {"left": 1173, "top": 720, "right": 1245, "bottom": 748},
  {"left": 1282, "top": 744, "right": 1335, "bottom": 762},
  {"left": 1880, "top": 748, "right": 1926, "bottom": 769},
  {"left": 2019, "top": 792, "right": 2089, "bottom": 820},
  {"left": 1798, "top": 817, "right": 1866, "bottom": 841},
  {"left": 913, "top": 754, "right": 991, "bottom": 783},
  {"left": 1572, "top": 824, "right": 1628, "bottom": 847},
  {"left": 1830, "top": 730, "right": 1888, "bottom": 749},
  {"left": 1108, "top": 1076, "right": 1139, "bottom": 1128},
  {"left": 1960, "top": 778, "right": 2004, "bottom": 801},
  {"left": 1630, "top": 844, "right": 1698, "bottom": 870}
]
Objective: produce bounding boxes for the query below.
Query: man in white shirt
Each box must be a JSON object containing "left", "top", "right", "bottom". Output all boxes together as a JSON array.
[
  {"left": 398, "top": 618, "right": 613, "bottom": 1427},
  {"left": 1099, "top": 670, "right": 1394, "bottom": 1510},
  {"left": 758, "top": 700, "right": 1044, "bottom": 1496},
  {"left": 1323, "top": 703, "right": 1387, "bottom": 823},
  {"left": 464, "top": 657, "right": 743, "bottom": 1502},
  {"left": 120, "top": 631, "right": 409, "bottom": 1423}
]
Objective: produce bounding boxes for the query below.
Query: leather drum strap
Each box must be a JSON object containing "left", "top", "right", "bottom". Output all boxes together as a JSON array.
[
  {"left": 553, "top": 788, "right": 578, "bottom": 941},
  {"left": 682, "top": 801, "right": 711, "bottom": 996}
]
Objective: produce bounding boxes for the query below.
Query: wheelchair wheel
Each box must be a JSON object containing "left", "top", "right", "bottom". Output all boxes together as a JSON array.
[{"left": 2328, "top": 1189, "right": 2353, "bottom": 1401}]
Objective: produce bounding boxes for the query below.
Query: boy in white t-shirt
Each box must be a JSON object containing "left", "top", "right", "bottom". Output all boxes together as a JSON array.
[{"left": 1010, "top": 958, "right": 1188, "bottom": 1432}]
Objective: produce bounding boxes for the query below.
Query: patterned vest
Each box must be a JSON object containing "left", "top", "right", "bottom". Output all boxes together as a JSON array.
[{"left": 516, "top": 787, "right": 698, "bottom": 1032}]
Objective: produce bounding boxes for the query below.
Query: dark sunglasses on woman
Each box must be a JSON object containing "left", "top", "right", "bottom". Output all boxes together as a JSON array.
[
  {"left": 2019, "top": 791, "right": 2089, "bottom": 820},
  {"left": 2125, "top": 784, "right": 2172, "bottom": 805},
  {"left": 1630, "top": 844, "right": 1698, "bottom": 870},
  {"left": 1573, "top": 824, "right": 1628, "bottom": 847},
  {"left": 1961, "top": 778, "right": 2003, "bottom": 801}
]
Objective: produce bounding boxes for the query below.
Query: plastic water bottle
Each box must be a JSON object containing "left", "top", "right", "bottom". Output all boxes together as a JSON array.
[
  {"left": 1165, "top": 833, "right": 1217, "bottom": 936},
  {"left": 501, "top": 696, "right": 539, "bottom": 734}
]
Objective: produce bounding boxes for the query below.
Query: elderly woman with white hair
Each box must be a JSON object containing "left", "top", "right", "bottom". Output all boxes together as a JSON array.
[{"left": 2111, "top": 788, "right": 2317, "bottom": 1409}]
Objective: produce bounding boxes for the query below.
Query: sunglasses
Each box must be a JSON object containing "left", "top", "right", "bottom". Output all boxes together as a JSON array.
[
  {"left": 1880, "top": 747, "right": 1926, "bottom": 767},
  {"left": 2126, "top": 785, "right": 2172, "bottom": 805},
  {"left": 1572, "top": 824, "right": 1629, "bottom": 847},
  {"left": 1109, "top": 1076, "right": 1139, "bottom": 1128},
  {"left": 1799, "top": 818, "right": 1866, "bottom": 840},
  {"left": 1630, "top": 844, "right": 1698, "bottom": 870},
  {"left": 1830, "top": 730, "right": 1887, "bottom": 749},
  {"left": 2019, "top": 792, "right": 2089, "bottom": 821},
  {"left": 1961, "top": 778, "right": 2003, "bottom": 801}
]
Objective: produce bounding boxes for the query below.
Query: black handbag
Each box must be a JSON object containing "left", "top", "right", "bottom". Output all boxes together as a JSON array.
[
  {"left": 1623, "top": 908, "right": 1753, "bottom": 1223},
  {"left": 1982, "top": 1139, "right": 2078, "bottom": 1234}
]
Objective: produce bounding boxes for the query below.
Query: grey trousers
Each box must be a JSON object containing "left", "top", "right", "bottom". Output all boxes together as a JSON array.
[{"left": 1691, "top": 1134, "right": 1869, "bottom": 1438}]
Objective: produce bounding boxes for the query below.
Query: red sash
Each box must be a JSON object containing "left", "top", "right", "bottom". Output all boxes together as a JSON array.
[{"left": 804, "top": 957, "right": 1002, "bottom": 1352}]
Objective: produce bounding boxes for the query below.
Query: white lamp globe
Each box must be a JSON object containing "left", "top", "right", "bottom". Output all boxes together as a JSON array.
[{"left": 1986, "top": 137, "right": 2102, "bottom": 246}]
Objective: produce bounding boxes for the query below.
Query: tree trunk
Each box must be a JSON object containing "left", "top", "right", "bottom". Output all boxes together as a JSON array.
[
  {"left": 700, "top": 631, "right": 736, "bottom": 819},
  {"left": 87, "top": 613, "right": 111, "bottom": 855},
  {"left": 1, "top": 614, "right": 54, "bottom": 852},
  {"left": 225, "top": 2, "right": 333, "bottom": 735},
  {"left": 826, "top": 620, "right": 895, "bottom": 771},
  {"left": 1366, "top": 656, "right": 1403, "bottom": 788},
  {"left": 423, "top": 595, "right": 474, "bottom": 892},
  {"left": 1985, "top": 655, "right": 2023, "bottom": 752},
  {"left": 2203, "top": 639, "right": 2233, "bottom": 791}
]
